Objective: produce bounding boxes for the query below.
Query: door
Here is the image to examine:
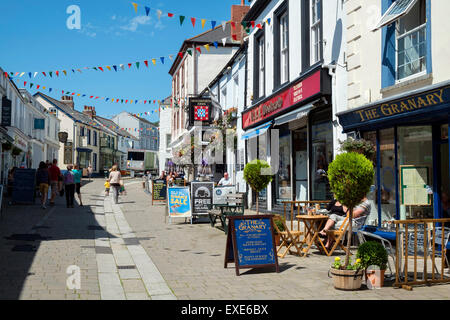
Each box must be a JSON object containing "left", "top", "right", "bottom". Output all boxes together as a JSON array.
[{"left": 293, "top": 128, "right": 308, "bottom": 201}]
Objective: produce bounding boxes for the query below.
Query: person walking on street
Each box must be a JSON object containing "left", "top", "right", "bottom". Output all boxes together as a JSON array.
[
  {"left": 109, "top": 165, "right": 121, "bottom": 204},
  {"left": 48, "top": 159, "right": 62, "bottom": 206},
  {"left": 63, "top": 165, "right": 75, "bottom": 208},
  {"left": 36, "top": 161, "right": 50, "bottom": 209},
  {"left": 72, "top": 164, "right": 83, "bottom": 206}
]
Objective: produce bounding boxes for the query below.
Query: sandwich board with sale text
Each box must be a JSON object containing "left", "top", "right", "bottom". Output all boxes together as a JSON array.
[
  {"left": 225, "top": 215, "right": 279, "bottom": 276},
  {"left": 167, "top": 187, "right": 192, "bottom": 224}
]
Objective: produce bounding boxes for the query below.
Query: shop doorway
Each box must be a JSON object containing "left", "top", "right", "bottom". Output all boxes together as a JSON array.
[
  {"left": 293, "top": 128, "right": 308, "bottom": 201},
  {"left": 440, "top": 141, "right": 449, "bottom": 218}
]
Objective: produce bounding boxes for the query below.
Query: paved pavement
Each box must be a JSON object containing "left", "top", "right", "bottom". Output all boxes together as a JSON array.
[{"left": 0, "top": 178, "right": 449, "bottom": 300}]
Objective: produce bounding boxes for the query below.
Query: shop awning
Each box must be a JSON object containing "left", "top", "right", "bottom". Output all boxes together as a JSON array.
[
  {"left": 273, "top": 102, "right": 314, "bottom": 127},
  {"left": 241, "top": 121, "right": 272, "bottom": 140},
  {"left": 372, "top": 0, "right": 418, "bottom": 31}
]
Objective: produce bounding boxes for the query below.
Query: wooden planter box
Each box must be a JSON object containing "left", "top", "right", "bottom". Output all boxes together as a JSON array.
[{"left": 329, "top": 268, "right": 364, "bottom": 290}]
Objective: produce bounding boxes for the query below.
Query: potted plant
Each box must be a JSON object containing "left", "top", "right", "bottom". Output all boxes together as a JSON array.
[
  {"left": 339, "top": 137, "right": 375, "bottom": 162},
  {"left": 329, "top": 257, "right": 364, "bottom": 290},
  {"left": 327, "top": 152, "right": 375, "bottom": 290},
  {"left": 357, "top": 241, "right": 388, "bottom": 288},
  {"left": 272, "top": 214, "right": 286, "bottom": 246},
  {"left": 12, "top": 146, "right": 22, "bottom": 157},
  {"left": 243, "top": 159, "right": 273, "bottom": 215}
]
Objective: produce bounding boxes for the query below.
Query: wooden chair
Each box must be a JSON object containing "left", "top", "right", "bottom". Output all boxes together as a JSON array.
[
  {"left": 272, "top": 215, "right": 304, "bottom": 258},
  {"left": 324, "top": 214, "right": 350, "bottom": 256}
]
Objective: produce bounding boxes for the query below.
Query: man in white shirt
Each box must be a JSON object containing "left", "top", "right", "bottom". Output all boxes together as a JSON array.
[{"left": 218, "top": 172, "right": 232, "bottom": 186}]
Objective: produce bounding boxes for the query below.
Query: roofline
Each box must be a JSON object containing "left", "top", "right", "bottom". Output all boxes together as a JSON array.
[{"left": 243, "top": 0, "right": 271, "bottom": 22}]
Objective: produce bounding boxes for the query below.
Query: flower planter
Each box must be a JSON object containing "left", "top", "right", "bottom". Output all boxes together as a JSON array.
[
  {"left": 329, "top": 268, "right": 364, "bottom": 290},
  {"left": 365, "top": 269, "right": 385, "bottom": 288}
]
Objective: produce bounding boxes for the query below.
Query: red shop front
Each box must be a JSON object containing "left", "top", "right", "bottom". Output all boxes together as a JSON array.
[{"left": 242, "top": 67, "right": 332, "bottom": 212}]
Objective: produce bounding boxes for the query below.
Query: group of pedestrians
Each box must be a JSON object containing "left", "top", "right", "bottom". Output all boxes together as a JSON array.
[{"left": 35, "top": 159, "right": 83, "bottom": 209}]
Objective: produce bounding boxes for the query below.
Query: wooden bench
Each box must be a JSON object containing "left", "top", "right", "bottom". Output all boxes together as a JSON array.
[{"left": 208, "top": 193, "right": 245, "bottom": 234}]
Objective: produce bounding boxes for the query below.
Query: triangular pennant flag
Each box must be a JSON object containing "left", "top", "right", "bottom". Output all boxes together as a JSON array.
[
  {"left": 160, "top": 57, "right": 165, "bottom": 64},
  {"left": 120, "top": 64, "right": 125, "bottom": 70},
  {"left": 251, "top": 21, "right": 255, "bottom": 28},
  {"left": 201, "top": 19, "right": 206, "bottom": 29},
  {"left": 106, "top": 66, "right": 111, "bottom": 71},
  {"left": 241, "top": 21, "right": 247, "bottom": 29},
  {"left": 187, "top": 49, "right": 192, "bottom": 56},
  {"left": 63, "top": 70, "right": 67, "bottom": 76},
  {"left": 128, "top": 63, "right": 132, "bottom": 68},
  {"left": 28, "top": 72, "right": 32, "bottom": 78},
  {"left": 113, "top": 65, "right": 117, "bottom": 72},
  {"left": 211, "top": 20, "right": 217, "bottom": 29},
  {"left": 145, "top": 6, "right": 150, "bottom": 16},
  {"left": 56, "top": 70, "right": 59, "bottom": 77},
  {"left": 49, "top": 88, "right": 52, "bottom": 92},
  {"left": 230, "top": 21, "right": 236, "bottom": 30},
  {"left": 196, "top": 47, "right": 201, "bottom": 54},
  {"left": 42, "top": 86, "right": 46, "bottom": 90},
  {"left": 19, "top": 72, "right": 25, "bottom": 77},
  {"left": 168, "top": 55, "right": 174, "bottom": 61},
  {"left": 77, "top": 69, "right": 82, "bottom": 73},
  {"left": 168, "top": 13, "right": 174, "bottom": 18},
  {"left": 144, "top": 60, "right": 148, "bottom": 68},
  {"left": 157, "top": 10, "right": 162, "bottom": 20},
  {"left": 179, "top": 16, "right": 185, "bottom": 26},
  {"left": 191, "top": 17, "right": 196, "bottom": 28},
  {"left": 98, "top": 67, "right": 104, "bottom": 72},
  {"left": 222, "top": 38, "right": 227, "bottom": 47},
  {"left": 131, "top": 2, "right": 138, "bottom": 13},
  {"left": 106, "top": 98, "right": 109, "bottom": 102},
  {"left": 36, "top": 85, "right": 40, "bottom": 89},
  {"left": 34, "top": 72, "right": 38, "bottom": 78},
  {"left": 178, "top": 52, "right": 184, "bottom": 58},
  {"left": 213, "top": 41, "right": 218, "bottom": 49},
  {"left": 221, "top": 21, "right": 227, "bottom": 31},
  {"left": 49, "top": 72, "right": 53, "bottom": 77},
  {"left": 42, "top": 72, "right": 46, "bottom": 77},
  {"left": 256, "top": 23, "right": 263, "bottom": 30},
  {"left": 30, "top": 83, "right": 33, "bottom": 88},
  {"left": 136, "top": 62, "right": 140, "bottom": 69},
  {"left": 267, "top": 18, "right": 271, "bottom": 26},
  {"left": 232, "top": 34, "right": 237, "bottom": 41},
  {"left": 204, "top": 44, "right": 210, "bottom": 52},
  {"left": 152, "top": 59, "right": 156, "bottom": 65},
  {"left": 24, "top": 81, "right": 27, "bottom": 86},
  {"left": 93, "top": 67, "right": 98, "bottom": 71}
]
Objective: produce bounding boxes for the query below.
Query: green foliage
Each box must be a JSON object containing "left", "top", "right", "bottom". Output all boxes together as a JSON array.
[
  {"left": 11, "top": 146, "right": 22, "bottom": 156},
  {"left": 272, "top": 215, "right": 286, "bottom": 234},
  {"left": 327, "top": 152, "right": 374, "bottom": 210},
  {"left": 356, "top": 241, "right": 388, "bottom": 270},
  {"left": 339, "top": 138, "right": 375, "bottom": 162},
  {"left": 243, "top": 159, "right": 273, "bottom": 193},
  {"left": 332, "top": 257, "right": 362, "bottom": 270}
]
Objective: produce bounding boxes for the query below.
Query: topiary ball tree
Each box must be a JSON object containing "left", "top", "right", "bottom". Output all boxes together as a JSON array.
[
  {"left": 327, "top": 152, "right": 374, "bottom": 268},
  {"left": 356, "top": 241, "right": 388, "bottom": 270},
  {"left": 244, "top": 159, "right": 273, "bottom": 215}
]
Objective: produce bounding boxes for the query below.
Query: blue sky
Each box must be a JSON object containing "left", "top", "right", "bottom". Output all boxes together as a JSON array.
[{"left": 0, "top": 0, "right": 239, "bottom": 122}]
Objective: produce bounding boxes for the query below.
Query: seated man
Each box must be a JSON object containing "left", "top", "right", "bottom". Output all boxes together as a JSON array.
[{"left": 319, "top": 197, "right": 371, "bottom": 250}]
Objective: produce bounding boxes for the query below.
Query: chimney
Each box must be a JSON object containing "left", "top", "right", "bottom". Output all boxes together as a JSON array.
[
  {"left": 60, "top": 95, "right": 74, "bottom": 109},
  {"left": 231, "top": 0, "right": 250, "bottom": 43},
  {"left": 83, "top": 106, "right": 96, "bottom": 118}
]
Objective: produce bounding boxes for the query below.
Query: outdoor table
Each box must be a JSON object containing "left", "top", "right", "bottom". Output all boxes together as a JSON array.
[
  {"left": 214, "top": 204, "right": 242, "bottom": 215},
  {"left": 296, "top": 214, "right": 329, "bottom": 256}
]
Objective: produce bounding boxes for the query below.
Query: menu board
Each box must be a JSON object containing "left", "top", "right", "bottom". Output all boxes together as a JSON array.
[
  {"left": 173, "top": 178, "right": 185, "bottom": 186},
  {"left": 152, "top": 179, "right": 167, "bottom": 203},
  {"left": 224, "top": 215, "right": 279, "bottom": 276},
  {"left": 401, "top": 166, "right": 430, "bottom": 206},
  {"left": 12, "top": 169, "right": 36, "bottom": 204},
  {"left": 191, "top": 182, "right": 214, "bottom": 214}
]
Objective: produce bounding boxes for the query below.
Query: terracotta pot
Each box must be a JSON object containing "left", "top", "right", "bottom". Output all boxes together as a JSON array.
[
  {"left": 365, "top": 269, "right": 386, "bottom": 288},
  {"left": 329, "top": 268, "right": 364, "bottom": 291}
]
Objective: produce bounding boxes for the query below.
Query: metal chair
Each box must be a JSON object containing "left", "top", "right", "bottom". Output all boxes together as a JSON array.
[
  {"left": 431, "top": 227, "right": 450, "bottom": 275},
  {"left": 357, "top": 230, "right": 398, "bottom": 279}
]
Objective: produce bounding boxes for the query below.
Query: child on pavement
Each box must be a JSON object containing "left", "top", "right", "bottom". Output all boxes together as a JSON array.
[{"left": 104, "top": 179, "right": 110, "bottom": 196}]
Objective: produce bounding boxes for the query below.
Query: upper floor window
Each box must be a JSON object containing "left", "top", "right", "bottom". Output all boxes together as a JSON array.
[
  {"left": 254, "top": 30, "right": 265, "bottom": 100},
  {"left": 87, "top": 129, "right": 91, "bottom": 145},
  {"left": 397, "top": 0, "right": 426, "bottom": 81},
  {"left": 310, "top": 0, "right": 321, "bottom": 65}
]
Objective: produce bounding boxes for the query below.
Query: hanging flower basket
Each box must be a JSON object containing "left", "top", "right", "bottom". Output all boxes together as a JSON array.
[
  {"left": 2, "top": 141, "right": 12, "bottom": 151},
  {"left": 12, "top": 146, "right": 22, "bottom": 156}
]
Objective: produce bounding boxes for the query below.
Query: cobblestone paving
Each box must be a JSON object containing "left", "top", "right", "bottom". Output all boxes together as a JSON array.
[{"left": 0, "top": 178, "right": 449, "bottom": 300}]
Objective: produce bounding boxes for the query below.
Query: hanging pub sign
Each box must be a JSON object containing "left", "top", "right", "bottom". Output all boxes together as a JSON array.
[
  {"left": 191, "top": 182, "right": 214, "bottom": 215},
  {"left": 189, "top": 97, "right": 212, "bottom": 126},
  {"left": 1, "top": 96, "right": 12, "bottom": 127},
  {"left": 224, "top": 215, "right": 279, "bottom": 276},
  {"left": 152, "top": 179, "right": 167, "bottom": 205},
  {"left": 242, "top": 69, "right": 323, "bottom": 130}
]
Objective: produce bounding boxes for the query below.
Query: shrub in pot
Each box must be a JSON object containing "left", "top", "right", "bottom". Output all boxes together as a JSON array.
[
  {"left": 327, "top": 152, "right": 374, "bottom": 290},
  {"left": 357, "top": 241, "right": 388, "bottom": 288},
  {"left": 243, "top": 159, "right": 273, "bottom": 214}
]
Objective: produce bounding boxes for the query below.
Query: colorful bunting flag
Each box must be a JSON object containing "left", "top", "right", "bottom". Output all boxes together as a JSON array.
[
  {"left": 131, "top": 2, "right": 138, "bottom": 13},
  {"left": 179, "top": 16, "right": 185, "bottom": 26}
]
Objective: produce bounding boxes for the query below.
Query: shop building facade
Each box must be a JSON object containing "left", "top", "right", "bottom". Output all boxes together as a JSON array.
[
  {"left": 242, "top": 0, "right": 347, "bottom": 212},
  {"left": 337, "top": 0, "right": 450, "bottom": 225}
]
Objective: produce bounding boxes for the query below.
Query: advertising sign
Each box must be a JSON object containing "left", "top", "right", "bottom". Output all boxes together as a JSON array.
[
  {"left": 168, "top": 187, "right": 192, "bottom": 222},
  {"left": 1, "top": 96, "right": 12, "bottom": 127},
  {"left": 213, "top": 186, "right": 236, "bottom": 205},
  {"left": 242, "top": 70, "right": 321, "bottom": 130},
  {"left": 12, "top": 169, "right": 36, "bottom": 204},
  {"left": 152, "top": 179, "right": 167, "bottom": 204},
  {"left": 224, "top": 215, "right": 279, "bottom": 276},
  {"left": 191, "top": 182, "right": 214, "bottom": 214},
  {"left": 189, "top": 98, "right": 212, "bottom": 126}
]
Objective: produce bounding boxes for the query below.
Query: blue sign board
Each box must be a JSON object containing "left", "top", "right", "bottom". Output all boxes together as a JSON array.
[
  {"left": 225, "top": 215, "right": 279, "bottom": 276},
  {"left": 167, "top": 187, "right": 192, "bottom": 222},
  {"left": 12, "top": 169, "right": 36, "bottom": 204}
]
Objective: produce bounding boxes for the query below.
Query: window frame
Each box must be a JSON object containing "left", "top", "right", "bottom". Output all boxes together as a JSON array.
[
  {"left": 310, "top": 0, "right": 322, "bottom": 65},
  {"left": 274, "top": 2, "right": 289, "bottom": 89}
]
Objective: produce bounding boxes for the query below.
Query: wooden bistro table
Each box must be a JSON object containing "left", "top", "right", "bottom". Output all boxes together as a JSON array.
[{"left": 296, "top": 214, "right": 329, "bottom": 256}]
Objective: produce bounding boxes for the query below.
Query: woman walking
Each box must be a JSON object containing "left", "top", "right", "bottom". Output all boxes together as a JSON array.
[
  {"left": 36, "top": 161, "right": 50, "bottom": 209},
  {"left": 63, "top": 165, "right": 75, "bottom": 208},
  {"left": 72, "top": 164, "right": 83, "bottom": 206},
  {"left": 109, "top": 165, "right": 121, "bottom": 204}
]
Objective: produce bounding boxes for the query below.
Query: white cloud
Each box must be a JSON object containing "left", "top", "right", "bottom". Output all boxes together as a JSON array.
[{"left": 120, "top": 15, "right": 151, "bottom": 32}]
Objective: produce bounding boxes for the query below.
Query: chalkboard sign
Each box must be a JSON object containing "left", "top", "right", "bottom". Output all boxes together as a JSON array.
[
  {"left": 1, "top": 97, "right": 12, "bottom": 127},
  {"left": 191, "top": 182, "right": 214, "bottom": 215},
  {"left": 12, "top": 169, "right": 36, "bottom": 204},
  {"left": 173, "top": 178, "right": 185, "bottom": 187},
  {"left": 152, "top": 179, "right": 167, "bottom": 205},
  {"left": 224, "top": 215, "right": 279, "bottom": 276}
]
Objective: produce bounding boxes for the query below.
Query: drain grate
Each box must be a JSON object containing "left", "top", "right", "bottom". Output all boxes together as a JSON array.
[
  {"left": 5, "top": 234, "right": 50, "bottom": 241},
  {"left": 117, "top": 265, "right": 136, "bottom": 270},
  {"left": 12, "top": 245, "right": 37, "bottom": 252}
]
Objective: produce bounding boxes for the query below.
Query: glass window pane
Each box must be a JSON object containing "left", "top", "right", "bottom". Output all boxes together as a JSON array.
[
  {"left": 380, "top": 128, "right": 396, "bottom": 222},
  {"left": 276, "top": 129, "right": 291, "bottom": 204},
  {"left": 363, "top": 131, "right": 378, "bottom": 226}
]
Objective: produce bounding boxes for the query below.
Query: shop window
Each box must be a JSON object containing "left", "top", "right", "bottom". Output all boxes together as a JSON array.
[
  {"left": 363, "top": 131, "right": 379, "bottom": 226},
  {"left": 310, "top": 109, "right": 332, "bottom": 201},
  {"left": 398, "top": 126, "right": 433, "bottom": 219},
  {"left": 275, "top": 128, "right": 291, "bottom": 204},
  {"left": 379, "top": 128, "right": 396, "bottom": 223}
]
